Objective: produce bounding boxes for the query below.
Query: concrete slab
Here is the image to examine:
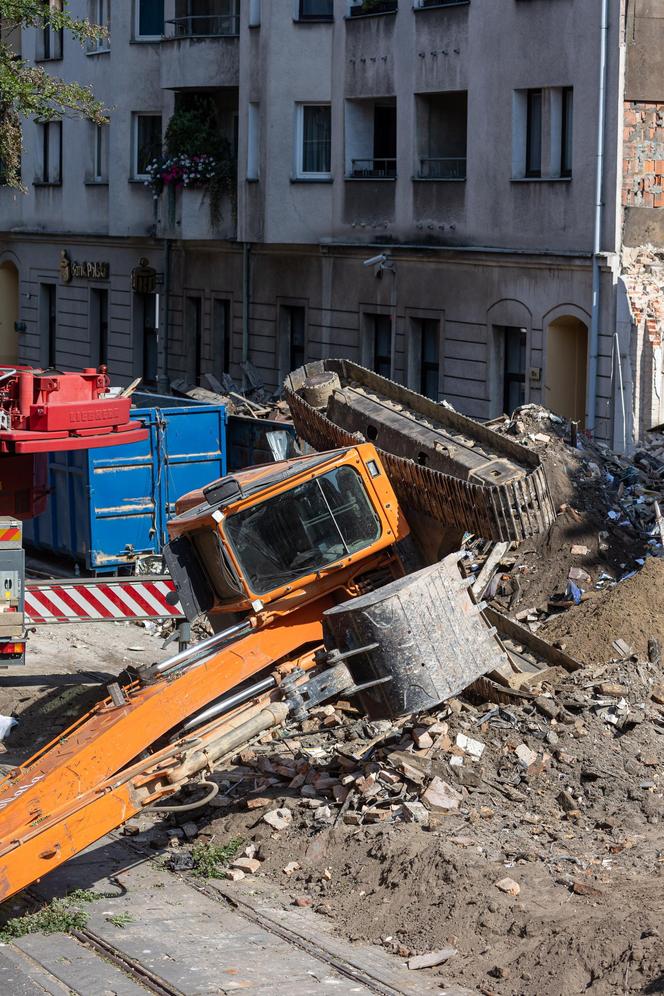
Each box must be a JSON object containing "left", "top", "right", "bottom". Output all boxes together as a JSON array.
[
  {"left": 0, "top": 945, "right": 69, "bottom": 995},
  {"left": 15, "top": 933, "right": 150, "bottom": 996}
]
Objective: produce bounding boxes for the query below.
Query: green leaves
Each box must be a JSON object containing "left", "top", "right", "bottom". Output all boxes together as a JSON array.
[{"left": 0, "top": 0, "right": 108, "bottom": 187}]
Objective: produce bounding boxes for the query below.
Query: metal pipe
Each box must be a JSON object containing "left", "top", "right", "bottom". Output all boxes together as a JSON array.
[
  {"left": 182, "top": 676, "right": 276, "bottom": 731},
  {"left": 160, "top": 238, "right": 172, "bottom": 392},
  {"left": 242, "top": 242, "right": 251, "bottom": 390},
  {"left": 167, "top": 702, "right": 290, "bottom": 783},
  {"left": 614, "top": 331, "right": 627, "bottom": 453},
  {"left": 587, "top": 0, "right": 609, "bottom": 434},
  {"left": 154, "top": 620, "right": 252, "bottom": 675}
]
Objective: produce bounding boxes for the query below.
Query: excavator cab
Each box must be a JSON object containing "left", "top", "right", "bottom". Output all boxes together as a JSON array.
[{"left": 165, "top": 444, "right": 410, "bottom": 624}]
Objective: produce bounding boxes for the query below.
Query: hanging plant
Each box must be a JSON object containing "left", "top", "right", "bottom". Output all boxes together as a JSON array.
[{"left": 145, "top": 96, "right": 236, "bottom": 228}]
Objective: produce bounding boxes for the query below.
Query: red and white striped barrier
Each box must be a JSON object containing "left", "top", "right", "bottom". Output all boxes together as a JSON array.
[{"left": 25, "top": 578, "right": 184, "bottom": 625}]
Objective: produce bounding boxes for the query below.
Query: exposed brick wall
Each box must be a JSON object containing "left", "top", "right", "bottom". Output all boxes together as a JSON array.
[{"left": 623, "top": 102, "right": 664, "bottom": 208}]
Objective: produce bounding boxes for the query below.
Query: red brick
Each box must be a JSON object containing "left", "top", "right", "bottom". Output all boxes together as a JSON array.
[{"left": 654, "top": 193, "right": 664, "bottom": 207}]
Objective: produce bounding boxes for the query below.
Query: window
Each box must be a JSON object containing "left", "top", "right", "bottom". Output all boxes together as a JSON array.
[
  {"left": 346, "top": 99, "right": 396, "bottom": 178},
  {"left": 298, "top": 0, "right": 334, "bottom": 19},
  {"left": 249, "top": 0, "right": 261, "bottom": 25},
  {"left": 224, "top": 466, "right": 381, "bottom": 595},
  {"left": 135, "top": 0, "right": 164, "bottom": 39},
  {"left": 90, "top": 123, "right": 108, "bottom": 181},
  {"left": 247, "top": 102, "right": 260, "bottom": 179},
  {"left": 285, "top": 306, "right": 306, "bottom": 372},
  {"left": 350, "top": 1, "right": 397, "bottom": 15},
  {"left": 36, "top": 120, "right": 62, "bottom": 184},
  {"left": 132, "top": 114, "right": 161, "bottom": 179},
  {"left": 89, "top": 0, "right": 110, "bottom": 50},
  {"left": 38, "top": 0, "right": 63, "bottom": 60},
  {"left": 365, "top": 314, "right": 392, "bottom": 379},
  {"left": 40, "top": 284, "right": 57, "bottom": 368},
  {"left": 513, "top": 87, "right": 573, "bottom": 181},
  {"left": 91, "top": 288, "right": 109, "bottom": 367},
  {"left": 416, "top": 91, "right": 467, "bottom": 180},
  {"left": 134, "top": 291, "right": 158, "bottom": 386},
  {"left": 414, "top": 318, "right": 440, "bottom": 399},
  {"left": 213, "top": 298, "right": 231, "bottom": 375},
  {"left": 186, "top": 296, "right": 203, "bottom": 385},
  {"left": 296, "top": 104, "right": 331, "bottom": 178},
  {"left": 525, "top": 89, "right": 542, "bottom": 178},
  {"left": 560, "top": 87, "right": 573, "bottom": 178},
  {"left": 503, "top": 326, "right": 526, "bottom": 415}
]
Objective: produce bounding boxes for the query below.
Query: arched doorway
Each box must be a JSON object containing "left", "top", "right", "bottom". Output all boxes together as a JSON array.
[
  {"left": 544, "top": 315, "right": 588, "bottom": 424},
  {"left": 0, "top": 261, "right": 19, "bottom": 366}
]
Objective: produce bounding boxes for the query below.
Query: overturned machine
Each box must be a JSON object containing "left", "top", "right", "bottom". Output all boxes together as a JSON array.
[
  {"left": 0, "top": 444, "right": 508, "bottom": 901},
  {"left": 285, "top": 359, "right": 555, "bottom": 547}
]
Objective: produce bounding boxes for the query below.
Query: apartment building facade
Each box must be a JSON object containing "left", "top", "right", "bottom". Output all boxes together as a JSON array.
[{"left": 0, "top": 0, "right": 662, "bottom": 449}]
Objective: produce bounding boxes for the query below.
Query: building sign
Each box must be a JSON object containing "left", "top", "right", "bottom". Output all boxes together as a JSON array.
[
  {"left": 131, "top": 258, "right": 157, "bottom": 295},
  {"left": 59, "top": 250, "right": 109, "bottom": 284}
]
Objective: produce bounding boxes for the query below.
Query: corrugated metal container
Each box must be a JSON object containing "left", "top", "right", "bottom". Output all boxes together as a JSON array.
[{"left": 24, "top": 405, "right": 226, "bottom": 573}]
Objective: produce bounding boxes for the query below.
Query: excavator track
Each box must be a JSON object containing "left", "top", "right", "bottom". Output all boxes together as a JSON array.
[{"left": 285, "top": 359, "right": 555, "bottom": 543}]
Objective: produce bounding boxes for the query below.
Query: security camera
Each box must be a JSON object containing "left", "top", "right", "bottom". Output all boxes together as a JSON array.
[{"left": 363, "top": 253, "right": 388, "bottom": 267}]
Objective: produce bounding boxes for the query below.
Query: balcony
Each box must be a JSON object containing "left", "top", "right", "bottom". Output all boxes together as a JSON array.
[
  {"left": 160, "top": 3, "right": 239, "bottom": 89},
  {"left": 159, "top": 186, "right": 236, "bottom": 240},
  {"left": 418, "top": 157, "right": 466, "bottom": 180},
  {"left": 350, "top": 157, "right": 396, "bottom": 179}
]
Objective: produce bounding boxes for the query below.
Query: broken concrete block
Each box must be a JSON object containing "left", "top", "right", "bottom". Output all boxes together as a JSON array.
[
  {"left": 571, "top": 544, "right": 589, "bottom": 556},
  {"left": 407, "top": 947, "right": 457, "bottom": 970},
  {"left": 226, "top": 868, "right": 245, "bottom": 882},
  {"left": 515, "top": 744, "right": 537, "bottom": 769},
  {"left": 399, "top": 801, "right": 430, "bottom": 826},
  {"left": 456, "top": 733, "right": 485, "bottom": 759},
  {"left": 495, "top": 877, "right": 521, "bottom": 896},
  {"left": 246, "top": 797, "right": 271, "bottom": 810},
  {"left": 181, "top": 821, "right": 199, "bottom": 840},
  {"left": 263, "top": 808, "right": 293, "bottom": 831},
  {"left": 231, "top": 857, "right": 261, "bottom": 875},
  {"left": 412, "top": 728, "right": 434, "bottom": 750},
  {"left": 421, "top": 777, "right": 462, "bottom": 812},
  {"left": 283, "top": 862, "right": 300, "bottom": 876}
]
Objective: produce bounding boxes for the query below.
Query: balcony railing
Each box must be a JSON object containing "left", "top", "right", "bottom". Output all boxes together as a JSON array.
[
  {"left": 350, "top": 158, "right": 397, "bottom": 178},
  {"left": 419, "top": 157, "right": 466, "bottom": 180},
  {"left": 349, "top": 0, "right": 398, "bottom": 16},
  {"left": 167, "top": 14, "right": 239, "bottom": 37}
]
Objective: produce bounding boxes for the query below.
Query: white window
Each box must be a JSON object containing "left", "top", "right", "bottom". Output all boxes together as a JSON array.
[
  {"left": 135, "top": 0, "right": 164, "bottom": 40},
  {"left": 36, "top": 120, "right": 62, "bottom": 184},
  {"left": 512, "top": 86, "right": 573, "bottom": 181},
  {"left": 132, "top": 113, "right": 161, "bottom": 179},
  {"left": 88, "top": 0, "right": 110, "bottom": 52},
  {"left": 247, "top": 102, "right": 260, "bottom": 180},
  {"left": 249, "top": 0, "right": 261, "bottom": 26},
  {"left": 295, "top": 104, "right": 331, "bottom": 179},
  {"left": 91, "top": 122, "right": 108, "bottom": 181}
]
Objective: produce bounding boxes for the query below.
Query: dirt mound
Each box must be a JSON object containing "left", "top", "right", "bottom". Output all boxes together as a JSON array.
[{"left": 541, "top": 557, "right": 664, "bottom": 665}]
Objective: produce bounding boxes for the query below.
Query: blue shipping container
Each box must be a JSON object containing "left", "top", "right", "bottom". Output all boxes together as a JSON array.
[{"left": 24, "top": 405, "right": 226, "bottom": 573}]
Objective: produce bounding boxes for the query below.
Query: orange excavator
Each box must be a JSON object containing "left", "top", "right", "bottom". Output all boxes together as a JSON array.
[{"left": 0, "top": 443, "right": 506, "bottom": 901}]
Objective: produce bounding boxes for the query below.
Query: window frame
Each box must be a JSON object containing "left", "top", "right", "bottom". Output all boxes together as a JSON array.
[
  {"left": 525, "top": 88, "right": 542, "bottom": 179},
  {"left": 295, "top": 103, "right": 332, "bottom": 180},
  {"left": 36, "top": 119, "right": 62, "bottom": 185},
  {"left": 132, "top": 112, "right": 162, "bottom": 180},
  {"left": 91, "top": 122, "right": 109, "bottom": 182},
  {"left": 37, "top": 0, "right": 63, "bottom": 61},
  {"left": 88, "top": 0, "right": 110, "bottom": 52},
  {"left": 134, "top": 0, "right": 164, "bottom": 41},
  {"left": 560, "top": 86, "right": 573, "bottom": 179}
]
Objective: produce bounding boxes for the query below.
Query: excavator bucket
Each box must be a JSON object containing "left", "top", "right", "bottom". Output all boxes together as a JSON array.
[{"left": 324, "top": 552, "right": 507, "bottom": 719}]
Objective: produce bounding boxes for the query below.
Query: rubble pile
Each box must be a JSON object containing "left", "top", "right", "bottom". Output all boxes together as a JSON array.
[
  {"left": 170, "top": 363, "right": 291, "bottom": 422},
  {"left": 464, "top": 405, "right": 664, "bottom": 633},
  {"left": 162, "top": 648, "right": 664, "bottom": 994}
]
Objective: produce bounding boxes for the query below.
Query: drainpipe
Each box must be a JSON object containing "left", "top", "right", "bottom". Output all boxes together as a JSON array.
[
  {"left": 242, "top": 241, "right": 251, "bottom": 389},
  {"left": 587, "top": 0, "right": 610, "bottom": 434},
  {"left": 160, "top": 238, "right": 172, "bottom": 393}
]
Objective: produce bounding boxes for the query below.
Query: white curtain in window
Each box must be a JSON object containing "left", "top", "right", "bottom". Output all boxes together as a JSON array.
[{"left": 302, "top": 106, "right": 331, "bottom": 174}]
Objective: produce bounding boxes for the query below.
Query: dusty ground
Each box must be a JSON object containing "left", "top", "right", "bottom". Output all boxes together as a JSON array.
[
  {"left": 0, "top": 620, "right": 168, "bottom": 768},
  {"left": 151, "top": 648, "right": 664, "bottom": 996}
]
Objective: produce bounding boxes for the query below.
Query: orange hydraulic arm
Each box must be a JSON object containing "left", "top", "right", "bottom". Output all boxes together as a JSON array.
[{"left": 0, "top": 445, "right": 410, "bottom": 902}]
